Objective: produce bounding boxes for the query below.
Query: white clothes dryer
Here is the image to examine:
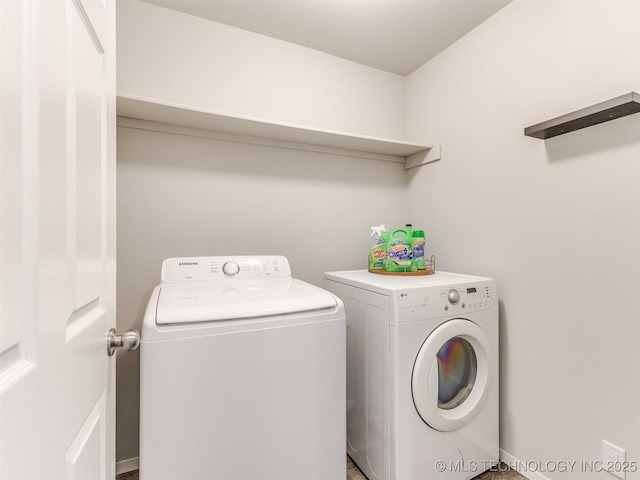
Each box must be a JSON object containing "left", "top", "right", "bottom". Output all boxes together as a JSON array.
[
  {"left": 325, "top": 270, "right": 499, "bottom": 480},
  {"left": 140, "top": 256, "right": 346, "bottom": 480}
]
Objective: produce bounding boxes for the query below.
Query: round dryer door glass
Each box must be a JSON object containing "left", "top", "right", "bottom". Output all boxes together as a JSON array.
[
  {"left": 436, "top": 337, "right": 477, "bottom": 410},
  {"left": 412, "top": 319, "right": 493, "bottom": 432}
]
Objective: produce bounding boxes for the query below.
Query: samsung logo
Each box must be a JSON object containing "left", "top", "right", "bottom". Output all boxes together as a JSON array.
[{"left": 178, "top": 262, "right": 198, "bottom": 266}]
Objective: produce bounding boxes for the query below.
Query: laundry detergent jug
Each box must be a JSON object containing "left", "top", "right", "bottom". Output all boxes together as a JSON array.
[{"left": 385, "top": 225, "right": 413, "bottom": 272}]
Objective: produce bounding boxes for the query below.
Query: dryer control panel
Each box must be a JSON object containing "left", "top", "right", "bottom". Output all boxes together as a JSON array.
[
  {"left": 161, "top": 255, "right": 291, "bottom": 283},
  {"left": 397, "top": 281, "right": 497, "bottom": 323}
]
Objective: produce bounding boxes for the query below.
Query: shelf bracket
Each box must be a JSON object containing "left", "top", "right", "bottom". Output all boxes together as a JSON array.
[
  {"left": 404, "top": 145, "right": 441, "bottom": 170},
  {"left": 524, "top": 92, "right": 640, "bottom": 140}
]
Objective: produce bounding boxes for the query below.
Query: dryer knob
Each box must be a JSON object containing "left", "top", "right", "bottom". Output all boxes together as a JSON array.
[
  {"left": 222, "top": 261, "right": 240, "bottom": 276},
  {"left": 447, "top": 289, "right": 460, "bottom": 305}
]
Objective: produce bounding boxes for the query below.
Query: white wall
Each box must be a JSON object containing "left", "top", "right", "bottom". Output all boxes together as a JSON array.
[
  {"left": 116, "top": 0, "right": 405, "bottom": 139},
  {"left": 405, "top": 1, "right": 640, "bottom": 479}
]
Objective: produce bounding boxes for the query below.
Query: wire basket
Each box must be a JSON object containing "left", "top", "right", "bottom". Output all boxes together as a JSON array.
[{"left": 368, "top": 255, "right": 436, "bottom": 276}]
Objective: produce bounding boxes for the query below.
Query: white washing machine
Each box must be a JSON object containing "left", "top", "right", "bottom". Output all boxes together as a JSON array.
[
  {"left": 140, "top": 256, "right": 346, "bottom": 480},
  {"left": 324, "top": 270, "right": 499, "bottom": 480}
]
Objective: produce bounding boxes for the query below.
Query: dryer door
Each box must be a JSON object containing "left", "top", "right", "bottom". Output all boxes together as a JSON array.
[{"left": 412, "top": 318, "right": 493, "bottom": 432}]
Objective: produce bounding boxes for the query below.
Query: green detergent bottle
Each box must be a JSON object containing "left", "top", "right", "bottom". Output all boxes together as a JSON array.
[
  {"left": 412, "top": 230, "right": 426, "bottom": 270},
  {"left": 386, "top": 224, "right": 413, "bottom": 272},
  {"left": 368, "top": 225, "right": 387, "bottom": 271}
]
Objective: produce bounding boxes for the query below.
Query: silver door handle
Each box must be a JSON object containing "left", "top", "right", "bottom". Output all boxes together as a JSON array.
[{"left": 107, "top": 328, "right": 140, "bottom": 356}]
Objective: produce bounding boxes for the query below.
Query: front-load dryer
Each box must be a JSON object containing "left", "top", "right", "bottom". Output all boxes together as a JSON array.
[
  {"left": 140, "top": 256, "right": 346, "bottom": 480},
  {"left": 325, "top": 270, "right": 499, "bottom": 480}
]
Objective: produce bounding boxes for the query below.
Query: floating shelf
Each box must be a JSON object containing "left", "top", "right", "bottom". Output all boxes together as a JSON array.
[
  {"left": 116, "top": 94, "right": 438, "bottom": 167},
  {"left": 524, "top": 92, "right": 640, "bottom": 139}
]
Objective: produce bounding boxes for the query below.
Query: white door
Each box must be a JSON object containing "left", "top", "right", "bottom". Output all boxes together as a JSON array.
[
  {"left": 0, "top": 0, "right": 116, "bottom": 478},
  {"left": 412, "top": 319, "right": 494, "bottom": 432}
]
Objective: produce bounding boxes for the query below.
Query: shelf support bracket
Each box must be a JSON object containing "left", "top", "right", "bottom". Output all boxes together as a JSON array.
[{"left": 405, "top": 145, "right": 441, "bottom": 170}]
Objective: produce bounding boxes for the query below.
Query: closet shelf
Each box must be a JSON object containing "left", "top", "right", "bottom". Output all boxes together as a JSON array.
[
  {"left": 524, "top": 92, "right": 640, "bottom": 139},
  {"left": 116, "top": 94, "right": 438, "bottom": 166}
]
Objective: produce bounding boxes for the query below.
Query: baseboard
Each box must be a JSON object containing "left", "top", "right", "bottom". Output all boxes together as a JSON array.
[
  {"left": 500, "top": 449, "right": 550, "bottom": 480},
  {"left": 118, "top": 452, "right": 549, "bottom": 478},
  {"left": 115, "top": 457, "right": 139, "bottom": 475}
]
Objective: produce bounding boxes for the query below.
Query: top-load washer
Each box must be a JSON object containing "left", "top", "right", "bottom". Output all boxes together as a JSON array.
[
  {"left": 140, "top": 256, "right": 346, "bottom": 480},
  {"left": 325, "top": 270, "right": 499, "bottom": 480}
]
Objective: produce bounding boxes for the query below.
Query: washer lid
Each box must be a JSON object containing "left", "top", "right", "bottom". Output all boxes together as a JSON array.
[{"left": 155, "top": 278, "right": 337, "bottom": 325}]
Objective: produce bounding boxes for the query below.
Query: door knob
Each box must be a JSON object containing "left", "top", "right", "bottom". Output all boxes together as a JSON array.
[{"left": 107, "top": 328, "right": 140, "bottom": 356}]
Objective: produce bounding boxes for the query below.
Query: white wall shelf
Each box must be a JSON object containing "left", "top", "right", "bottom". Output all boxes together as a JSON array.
[{"left": 116, "top": 94, "right": 439, "bottom": 168}]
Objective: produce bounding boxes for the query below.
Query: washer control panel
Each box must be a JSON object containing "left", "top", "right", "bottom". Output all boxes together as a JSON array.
[
  {"left": 441, "top": 285, "right": 496, "bottom": 310},
  {"left": 161, "top": 256, "right": 291, "bottom": 283},
  {"left": 397, "top": 281, "right": 497, "bottom": 323}
]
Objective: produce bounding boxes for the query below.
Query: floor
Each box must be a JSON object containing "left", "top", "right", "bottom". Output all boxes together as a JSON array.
[{"left": 117, "top": 456, "right": 526, "bottom": 480}]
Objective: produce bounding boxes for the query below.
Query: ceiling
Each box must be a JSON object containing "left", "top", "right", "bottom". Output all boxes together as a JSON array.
[{"left": 138, "top": 0, "right": 512, "bottom": 76}]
